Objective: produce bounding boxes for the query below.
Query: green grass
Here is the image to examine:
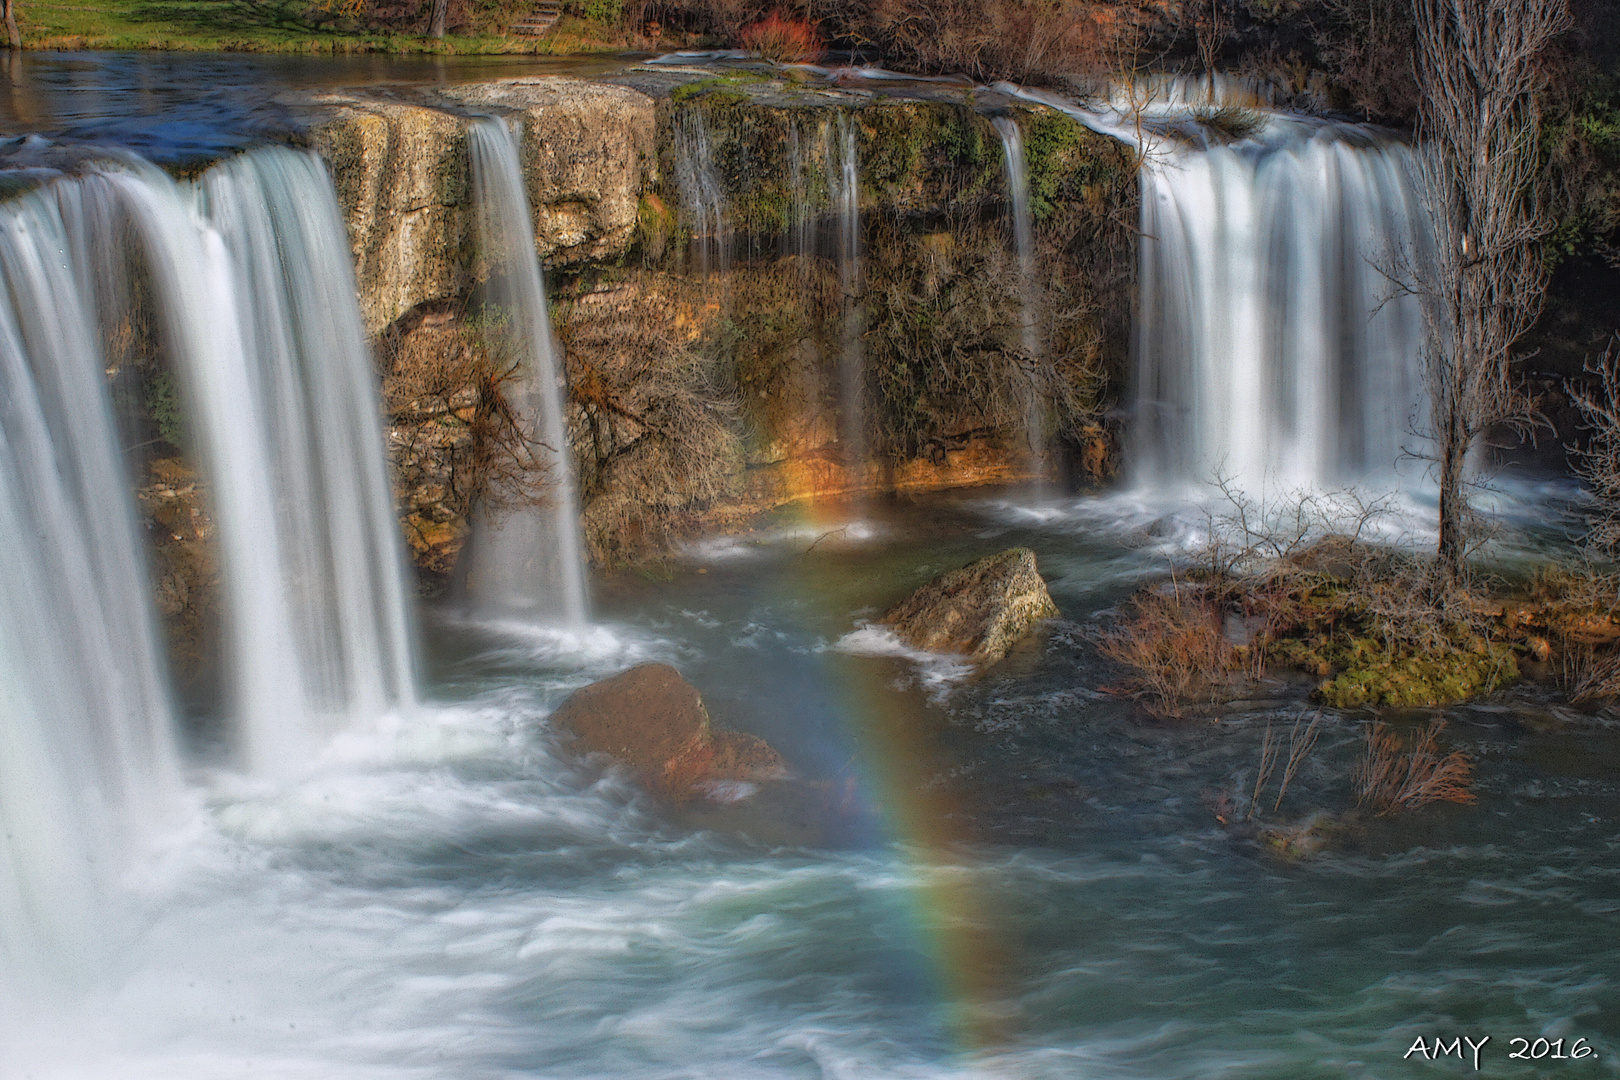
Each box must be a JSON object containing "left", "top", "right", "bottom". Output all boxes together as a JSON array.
[{"left": 15, "top": 0, "right": 629, "bottom": 53}]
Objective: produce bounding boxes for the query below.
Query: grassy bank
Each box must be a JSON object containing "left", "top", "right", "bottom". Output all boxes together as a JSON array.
[{"left": 11, "top": 0, "right": 641, "bottom": 53}]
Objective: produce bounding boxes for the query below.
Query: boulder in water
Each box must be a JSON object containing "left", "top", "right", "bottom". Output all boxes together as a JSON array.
[
  {"left": 550, "top": 662, "right": 787, "bottom": 801},
  {"left": 880, "top": 547, "right": 1058, "bottom": 666}
]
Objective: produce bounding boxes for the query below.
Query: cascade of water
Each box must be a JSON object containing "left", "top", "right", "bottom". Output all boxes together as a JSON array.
[
  {"left": 993, "top": 114, "right": 1048, "bottom": 473},
  {"left": 196, "top": 149, "right": 420, "bottom": 762},
  {"left": 994, "top": 115, "right": 1040, "bottom": 360},
  {"left": 460, "top": 117, "right": 590, "bottom": 625},
  {"left": 998, "top": 79, "right": 1427, "bottom": 495},
  {"left": 831, "top": 113, "right": 865, "bottom": 474},
  {"left": 674, "top": 108, "right": 729, "bottom": 276},
  {"left": 99, "top": 149, "right": 417, "bottom": 776},
  {"left": 786, "top": 118, "right": 815, "bottom": 261},
  {"left": 1133, "top": 133, "right": 1426, "bottom": 491},
  {"left": 0, "top": 177, "right": 182, "bottom": 990}
]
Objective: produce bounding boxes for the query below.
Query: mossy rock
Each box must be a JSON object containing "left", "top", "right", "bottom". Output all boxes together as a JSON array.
[{"left": 1317, "top": 641, "right": 1519, "bottom": 709}]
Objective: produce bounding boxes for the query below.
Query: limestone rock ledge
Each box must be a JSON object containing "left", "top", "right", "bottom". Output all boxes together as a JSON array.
[
  {"left": 283, "top": 77, "right": 656, "bottom": 335},
  {"left": 440, "top": 80, "right": 656, "bottom": 265}
]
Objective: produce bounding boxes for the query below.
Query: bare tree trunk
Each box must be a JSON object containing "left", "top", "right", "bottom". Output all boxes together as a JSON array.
[
  {"left": 1411, "top": 0, "right": 1569, "bottom": 584},
  {"left": 429, "top": 0, "right": 448, "bottom": 39},
  {"left": 4, "top": 0, "right": 21, "bottom": 51}
]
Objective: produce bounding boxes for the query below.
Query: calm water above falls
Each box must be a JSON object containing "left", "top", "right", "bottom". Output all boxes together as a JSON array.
[
  {"left": 0, "top": 59, "right": 1614, "bottom": 1080},
  {"left": 0, "top": 51, "right": 640, "bottom": 160}
]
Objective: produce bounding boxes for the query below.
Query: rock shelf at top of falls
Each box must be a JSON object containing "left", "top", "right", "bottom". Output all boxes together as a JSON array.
[{"left": 269, "top": 69, "right": 1134, "bottom": 333}]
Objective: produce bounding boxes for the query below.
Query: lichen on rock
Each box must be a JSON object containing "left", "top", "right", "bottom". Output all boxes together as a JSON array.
[{"left": 881, "top": 547, "right": 1059, "bottom": 666}]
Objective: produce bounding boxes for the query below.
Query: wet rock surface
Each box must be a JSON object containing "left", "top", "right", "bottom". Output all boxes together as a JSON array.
[
  {"left": 285, "top": 76, "right": 657, "bottom": 335},
  {"left": 881, "top": 547, "right": 1059, "bottom": 666},
  {"left": 135, "top": 456, "right": 221, "bottom": 704},
  {"left": 550, "top": 662, "right": 787, "bottom": 800}
]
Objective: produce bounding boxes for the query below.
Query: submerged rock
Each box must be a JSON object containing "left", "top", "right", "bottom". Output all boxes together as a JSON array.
[
  {"left": 549, "top": 662, "right": 787, "bottom": 801},
  {"left": 880, "top": 547, "right": 1059, "bottom": 666},
  {"left": 1257, "top": 813, "right": 1350, "bottom": 861}
]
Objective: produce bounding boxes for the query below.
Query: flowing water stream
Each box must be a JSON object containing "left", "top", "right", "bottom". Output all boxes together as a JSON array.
[
  {"left": 3, "top": 492, "right": 1617, "bottom": 1078},
  {"left": 994, "top": 114, "right": 1047, "bottom": 472},
  {"left": 833, "top": 113, "right": 866, "bottom": 473},
  {"left": 1000, "top": 79, "right": 1428, "bottom": 497},
  {"left": 0, "top": 57, "right": 1614, "bottom": 1080},
  {"left": 460, "top": 116, "right": 591, "bottom": 625}
]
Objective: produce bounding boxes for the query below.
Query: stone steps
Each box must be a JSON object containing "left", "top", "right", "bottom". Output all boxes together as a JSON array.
[{"left": 509, "top": 0, "right": 561, "bottom": 35}]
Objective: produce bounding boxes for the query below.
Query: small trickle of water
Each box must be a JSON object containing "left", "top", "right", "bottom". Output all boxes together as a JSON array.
[
  {"left": 994, "top": 114, "right": 1048, "bottom": 473},
  {"left": 673, "top": 108, "right": 729, "bottom": 276},
  {"left": 831, "top": 112, "right": 865, "bottom": 473},
  {"left": 786, "top": 118, "right": 813, "bottom": 260},
  {"left": 460, "top": 117, "right": 591, "bottom": 626},
  {"left": 994, "top": 115, "right": 1040, "bottom": 360}
]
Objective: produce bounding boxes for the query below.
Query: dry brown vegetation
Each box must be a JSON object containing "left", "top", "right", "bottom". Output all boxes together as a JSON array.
[
  {"left": 379, "top": 303, "right": 557, "bottom": 575},
  {"left": 1091, "top": 490, "right": 1537, "bottom": 715},
  {"left": 1094, "top": 583, "right": 1242, "bottom": 715},
  {"left": 1094, "top": 485, "right": 1620, "bottom": 715},
  {"left": 554, "top": 275, "right": 746, "bottom": 564},
  {"left": 738, "top": 9, "right": 822, "bottom": 60},
  {"left": 638, "top": 0, "right": 1178, "bottom": 82},
  {"left": 1355, "top": 719, "right": 1476, "bottom": 814},
  {"left": 1569, "top": 335, "right": 1620, "bottom": 554},
  {"left": 1245, "top": 710, "right": 1323, "bottom": 819},
  {"left": 1524, "top": 563, "right": 1620, "bottom": 701}
]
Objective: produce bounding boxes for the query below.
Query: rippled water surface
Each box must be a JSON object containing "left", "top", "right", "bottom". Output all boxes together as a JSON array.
[
  {"left": 3, "top": 489, "right": 1615, "bottom": 1079},
  {"left": 0, "top": 50, "right": 640, "bottom": 160}
]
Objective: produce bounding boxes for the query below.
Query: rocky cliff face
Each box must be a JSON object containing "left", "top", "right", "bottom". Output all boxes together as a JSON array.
[
  {"left": 284, "top": 70, "right": 1137, "bottom": 576},
  {"left": 286, "top": 77, "right": 658, "bottom": 335}
]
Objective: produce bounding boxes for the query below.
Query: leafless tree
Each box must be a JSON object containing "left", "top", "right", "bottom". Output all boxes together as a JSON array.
[
  {"left": 1411, "top": 0, "right": 1570, "bottom": 582},
  {"left": 429, "top": 0, "right": 449, "bottom": 38},
  {"left": 1569, "top": 334, "right": 1620, "bottom": 553},
  {"left": 3, "top": 0, "right": 20, "bottom": 52}
]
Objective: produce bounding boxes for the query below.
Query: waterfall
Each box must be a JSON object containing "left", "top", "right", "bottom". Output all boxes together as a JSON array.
[
  {"left": 674, "top": 108, "right": 729, "bottom": 276},
  {"left": 0, "top": 176, "right": 182, "bottom": 990},
  {"left": 786, "top": 118, "right": 815, "bottom": 261},
  {"left": 190, "top": 149, "right": 420, "bottom": 769},
  {"left": 29, "top": 148, "right": 417, "bottom": 777},
  {"left": 460, "top": 117, "right": 590, "bottom": 625},
  {"left": 994, "top": 115, "right": 1040, "bottom": 360},
  {"left": 831, "top": 113, "right": 865, "bottom": 474},
  {"left": 1133, "top": 133, "right": 1425, "bottom": 491},
  {"left": 999, "top": 80, "right": 1427, "bottom": 496},
  {"left": 994, "top": 114, "right": 1047, "bottom": 473}
]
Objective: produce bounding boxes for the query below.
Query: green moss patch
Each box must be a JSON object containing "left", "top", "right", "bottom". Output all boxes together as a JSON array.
[{"left": 1306, "top": 639, "right": 1519, "bottom": 709}]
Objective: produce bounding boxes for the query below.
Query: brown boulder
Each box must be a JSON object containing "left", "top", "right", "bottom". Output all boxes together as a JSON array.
[
  {"left": 880, "top": 547, "right": 1059, "bottom": 666},
  {"left": 549, "top": 663, "right": 787, "bottom": 800}
]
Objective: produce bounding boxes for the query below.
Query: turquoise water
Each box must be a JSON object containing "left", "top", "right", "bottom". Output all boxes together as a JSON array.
[{"left": 3, "top": 489, "right": 1613, "bottom": 1078}]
